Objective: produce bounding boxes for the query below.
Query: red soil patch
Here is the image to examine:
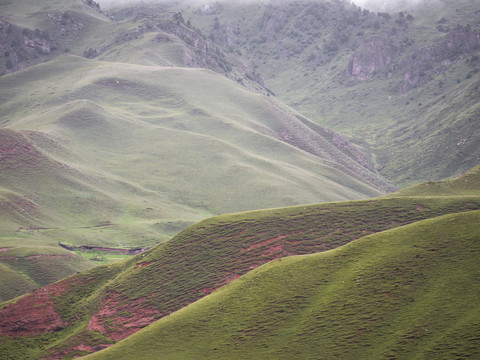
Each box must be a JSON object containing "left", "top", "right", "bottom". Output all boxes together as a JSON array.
[
  {"left": 0, "top": 291, "right": 61, "bottom": 337},
  {"left": 242, "top": 235, "right": 287, "bottom": 252},
  {"left": 262, "top": 244, "right": 284, "bottom": 257},
  {"left": 0, "top": 278, "right": 85, "bottom": 337},
  {"left": 88, "top": 291, "right": 163, "bottom": 341},
  {"left": 134, "top": 261, "right": 152, "bottom": 269}
]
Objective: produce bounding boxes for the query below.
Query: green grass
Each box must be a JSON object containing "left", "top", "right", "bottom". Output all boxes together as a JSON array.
[
  {"left": 2, "top": 194, "right": 479, "bottom": 358},
  {"left": 0, "top": 55, "right": 390, "bottom": 232},
  {"left": 0, "top": 0, "right": 479, "bottom": 357},
  {"left": 392, "top": 165, "right": 480, "bottom": 197},
  {"left": 83, "top": 210, "right": 480, "bottom": 360},
  {"left": 1, "top": 165, "right": 480, "bottom": 358},
  {"left": 181, "top": 0, "right": 480, "bottom": 187},
  {"left": 0, "top": 263, "right": 37, "bottom": 302},
  {"left": 0, "top": 51, "right": 395, "bottom": 299},
  {"left": 72, "top": 250, "right": 132, "bottom": 264}
]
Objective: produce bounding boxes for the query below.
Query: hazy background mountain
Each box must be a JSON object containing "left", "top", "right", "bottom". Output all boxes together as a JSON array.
[{"left": 173, "top": 0, "right": 480, "bottom": 186}]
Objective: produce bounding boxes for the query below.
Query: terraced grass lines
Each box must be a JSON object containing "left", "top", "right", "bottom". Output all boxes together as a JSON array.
[{"left": 84, "top": 210, "right": 480, "bottom": 360}]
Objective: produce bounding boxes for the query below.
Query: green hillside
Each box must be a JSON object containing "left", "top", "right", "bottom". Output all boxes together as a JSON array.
[
  {"left": 392, "top": 164, "right": 480, "bottom": 197},
  {"left": 0, "top": 0, "right": 479, "bottom": 358},
  {"left": 0, "top": 55, "right": 393, "bottom": 228},
  {"left": 1, "top": 167, "right": 479, "bottom": 359},
  {"left": 0, "top": 47, "right": 393, "bottom": 300},
  {"left": 175, "top": 0, "right": 480, "bottom": 186},
  {"left": 83, "top": 209, "right": 480, "bottom": 360}
]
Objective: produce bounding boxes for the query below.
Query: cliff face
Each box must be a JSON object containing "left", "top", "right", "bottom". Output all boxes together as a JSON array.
[
  {"left": 347, "top": 25, "right": 480, "bottom": 93},
  {"left": 398, "top": 25, "right": 480, "bottom": 93},
  {"left": 346, "top": 35, "right": 397, "bottom": 81}
]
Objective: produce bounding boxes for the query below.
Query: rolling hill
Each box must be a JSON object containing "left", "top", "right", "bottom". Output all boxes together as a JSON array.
[
  {"left": 0, "top": 0, "right": 479, "bottom": 358},
  {"left": 0, "top": 53, "right": 393, "bottom": 299},
  {"left": 0, "top": 0, "right": 399, "bottom": 301},
  {"left": 83, "top": 209, "right": 480, "bottom": 360},
  {"left": 0, "top": 166, "right": 479, "bottom": 359}
]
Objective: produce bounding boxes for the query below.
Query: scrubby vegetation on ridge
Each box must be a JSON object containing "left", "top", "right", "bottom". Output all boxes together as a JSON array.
[{"left": 392, "top": 164, "right": 480, "bottom": 196}]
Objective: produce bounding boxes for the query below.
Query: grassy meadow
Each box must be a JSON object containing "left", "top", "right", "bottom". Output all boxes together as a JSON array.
[
  {"left": 0, "top": 0, "right": 479, "bottom": 358},
  {"left": 0, "top": 46, "right": 396, "bottom": 300},
  {"left": 0, "top": 0, "right": 404, "bottom": 303}
]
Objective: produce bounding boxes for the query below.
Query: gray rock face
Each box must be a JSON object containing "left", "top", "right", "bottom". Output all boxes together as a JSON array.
[{"left": 346, "top": 35, "right": 397, "bottom": 81}]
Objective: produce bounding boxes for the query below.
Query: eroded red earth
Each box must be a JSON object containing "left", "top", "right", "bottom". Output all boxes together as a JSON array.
[
  {"left": 88, "top": 291, "right": 163, "bottom": 341},
  {"left": 0, "top": 279, "right": 79, "bottom": 337}
]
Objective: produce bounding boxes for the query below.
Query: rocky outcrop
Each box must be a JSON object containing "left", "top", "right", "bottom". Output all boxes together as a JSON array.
[
  {"left": 346, "top": 35, "right": 397, "bottom": 80},
  {"left": 0, "top": 21, "right": 54, "bottom": 75},
  {"left": 347, "top": 24, "right": 480, "bottom": 93},
  {"left": 260, "top": 1, "right": 289, "bottom": 41},
  {"left": 48, "top": 11, "right": 85, "bottom": 35},
  {"left": 398, "top": 25, "right": 480, "bottom": 93},
  {"left": 112, "top": 13, "right": 233, "bottom": 74}
]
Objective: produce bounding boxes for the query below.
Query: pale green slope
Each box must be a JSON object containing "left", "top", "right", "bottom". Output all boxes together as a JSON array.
[
  {"left": 0, "top": 54, "right": 392, "bottom": 300},
  {"left": 0, "top": 55, "right": 392, "bottom": 242},
  {"left": 84, "top": 210, "right": 480, "bottom": 360},
  {"left": 392, "top": 164, "right": 480, "bottom": 197},
  {"left": 182, "top": 0, "right": 480, "bottom": 186}
]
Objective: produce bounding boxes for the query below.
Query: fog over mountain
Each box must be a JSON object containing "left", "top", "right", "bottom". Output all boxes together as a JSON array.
[
  {"left": 96, "top": 0, "right": 442, "bottom": 10},
  {"left": 352, "top": 0, "right": 443, "bottom": 10}
]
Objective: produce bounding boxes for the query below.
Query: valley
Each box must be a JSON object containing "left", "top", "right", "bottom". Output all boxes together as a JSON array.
[{"left": 0, "top": 0, "right": 479, "bottom": 358}]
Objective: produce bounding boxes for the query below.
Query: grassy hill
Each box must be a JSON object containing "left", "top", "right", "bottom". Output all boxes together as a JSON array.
[
  {"left": 0, "top": 54, "right": 392, "bottom": 299},
  {"left": 392, "top": 164, "right": 480, "bottom": 197},
  {"left": 0, "top": 0, "right": 402, "bottom": 301},
  {"left": 173, "top": 0, "right": 480, "bottom": 186},
  {"left": 0, "top": 0, "right": 479, "bottom": 357},
  {"left": 0, "top": 167, "right": 479, "bottom": 359},
  {"left": 0, "top": 52, "right": 393, "bottom": 236},
  {"left": 83, "top": 209, "right": 480, "bottom": 360}
]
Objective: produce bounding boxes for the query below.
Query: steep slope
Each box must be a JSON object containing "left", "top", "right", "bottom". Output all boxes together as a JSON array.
[
  {"left": 0, "top": 54, "right": 392, "bottom": 234},
  {"left": 176, "top": 0, "right": 480, "bottom": 186},
  {"left": 83, "top": 209, "right": 480, "bottom": 360},
  {"left": 0, "top": 0, "right": 111, "bottom": 75},
  {"left": 1, "top": 167, "right": 479, "bottom": 358},
  {"left": 0, "top": 0, "right": 267, "bottom": 93},
  {"left": 0, "top": 52, "right": 394, "bottom": 300}
]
